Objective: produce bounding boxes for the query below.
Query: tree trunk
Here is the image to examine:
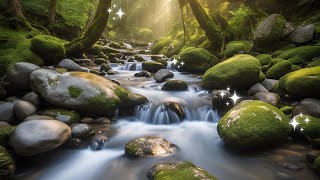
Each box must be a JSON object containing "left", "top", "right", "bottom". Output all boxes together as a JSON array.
[
  {"left": 65, "top": 0, "right": 112, "bottom": 57},
  {"left": 48, "top": 0, "right": 57, "bottom": 23},
  {"left": 186, "top": 0, "right": 223, "bottom": 53},
  {"left": 8, "top": 0, "right": 24, "bottom": 18}
]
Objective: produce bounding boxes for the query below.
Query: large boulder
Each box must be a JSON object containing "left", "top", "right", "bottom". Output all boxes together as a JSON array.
[
  {"left": 176, "top": 47, "right": 219, "bottom": 73},
  {"left": 0, "top": 146, "right": 15, "bottom": 176},
  {"left": 125, "top": 136, "right": 177, "bottom": 158},
  {"left": 289, "top": 24, "right": 315, "bottom": 44},
  {"left": 217, "top": 100, "right": 291, "bottom": 149},
  {"left": 148, "top": 161, "right": 217, "bottom": 180},
  {"left": 142, "top": 62, "right": 165, "bottom": 73},
  {"left": 154, "top": 69, "right": 174, "bottom": 83},
  {"left": 9, "top": 120, "right": 71, "bottom": 156},
  {"left": 6, "top": 62, "right": 40, "bottom": 91},
  {"left": 0, "top": 102, "right": 14, "bottom": 123},
  {"left": 253, "top": 14, "right": 286, "bottom": 51},
  {"left": 202, "top": 54, "right": 262, "bottom": 90},
  {"left": 30, "top": 69, "right": 146, "bottom": 116},
  {"left": 57, "top": 59, "right": 87, "bottom": 72},
  {"left": 31, "top": 35, "right": 66, "bottom": 65},
  {"left": 266, "top": 60, "right": 292, "bottom": 79},
  {"left": 277, "top": 46, "right": 320, "bottom": 64},
  {"left": 276, "top": 66, "right": 320, "bottom": 98}
]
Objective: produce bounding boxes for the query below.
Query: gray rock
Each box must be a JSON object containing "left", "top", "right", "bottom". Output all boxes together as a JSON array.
[
  {"left": 66, "top": 138, "right": 81, "bottom": 148},
  {"left": 55, "top": 115, "right": 72, "bottom": 124},
  {"left": 4, "top": 96, "right": 18, "bottom": 102},
  {"left": 125, "top": 136, "right": 177, "bottom": 158},
  {"left": 248, "top": 83, "right": 268, "bottom": 96},
  {"left": 283, "top": 22, "right": 296, "bottom": 37},
  {"left": 0, "top": 102, "right": 14, "bottom": 123},
  {"left": 0, "top": 121, "right": 11, "bottom": 128},
  {"left": 134, "top": 70, "right": 152, "bottom": 78},
  {"left": 289, "top": 24, "right": 315, "bottom": 44},
  {"left": 13, "top": 100, "right": 37, "bottom": 122},
  {"left": 6, "top": 62, "right": 40, "bottom": 91},
  {"left": 262, "top": 79, "right": 279, "bottom": 91},
  {"left": 293, "top": 98, "right": 320, "bottom": 118},
  {"left": 72, "top": 123, "right": 94, "bottom": 139},
  {"left": 90, "top": 134, "right": 108, "bottom": 150},
  {"left": 22, "top": 92, "right": 41, "bottom": 107},
  {"left": 58, "top": 59, "right": 88, "bottom": 72},
  {"left": 93, "top": 117, "right": 111, "bottom": 124},
  {"left": 80, "top": 117, "right": 95, "bottom": 124},
  {"left": 165, "top": 101, "right": 185, "bottom": 118},
  {"left": 9, "top": 120, "right": 71, "bottom": 156},
  {"left": 30, "top": 69, "right": 146, "bottom": 116},
  {"left": 24, "top": 114, "right": 55, "bottom": 121},
  {"left": 253, "top": 92, "right": 281, "bottom": 107},
  {"left": 154, "top": 69, "right": 174, "bottom": 83}
]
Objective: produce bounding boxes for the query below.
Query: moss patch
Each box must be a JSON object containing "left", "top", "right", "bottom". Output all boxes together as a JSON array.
[
  {"left": 142, "top": 61, "right": 165, "bottom": 73},
  {"left": 40, "top": 108, "right": 80, "bottom": 124},
  {"left": 221, "top": 41, "right": 251, "bottom": 58},
  {"left": 266, "top": 60, "right": 292, "bottom": 79},
  {"left": 68, "top": 86, "right": 83, "bottom": 98},
  {"left": 278, "top": 46, "right": 320, "bottom": 65},
  {"left": 0, "top": 127, "right": 15, "bottom": 147},
  {"left": 256, "top": 54, "right": 272, "bottom": 66},
  {"left": 0, "top": 145, "right": 15, "bottom": 176}
]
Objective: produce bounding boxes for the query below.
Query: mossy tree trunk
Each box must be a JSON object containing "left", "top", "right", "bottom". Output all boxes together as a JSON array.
[
  {"left": 7, "top": 0, "right": 24, "bottom": 18},
  {"left": 65, "top": 0, "right": 112, "bottom": 57},
  {"left": 178, "top": 0, "right": 189, "bottom": 44},
  {"left": 48, "top": 0, "right": 57, "bottom": 23},
  {"left": 186, "top": 0, "right": 223, "bottom": 53}
]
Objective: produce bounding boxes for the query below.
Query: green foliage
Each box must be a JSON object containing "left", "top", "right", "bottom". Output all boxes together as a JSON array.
[
  {"left": 31, "top": 35, "right": 66, "bottom": 65},
  {"left": 176, "top": 47, "right": 219, "bottom": 73},
  {"left": 0, "top": 25, "right": 43, "bottom": 76},
  {"left": 217, "top": 100, "right": 291, "bottom": 149},
  {"left": 266, "top": 60, "right": 292, "bottom": 79},
  {"left": 202, "top": 54, "right": 262, "bottom": 90},
  {"left": 221, "top": 41, "right": 251, "bottom": 58},
  {"left": 68, "top": 86, "right": 83, "bottom": 98}
]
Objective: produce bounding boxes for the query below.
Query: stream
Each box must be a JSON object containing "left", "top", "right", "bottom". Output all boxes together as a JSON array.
[{"left": 14, "top": 54, "right": 319, "bottom": 180}]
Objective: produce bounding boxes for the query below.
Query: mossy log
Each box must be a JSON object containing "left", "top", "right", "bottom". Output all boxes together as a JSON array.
[{"left": 65, "top": 0, "right": 112, "bottom": 57}]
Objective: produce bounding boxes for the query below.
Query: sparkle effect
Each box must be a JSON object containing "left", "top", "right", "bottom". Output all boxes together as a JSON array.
[
  {"left": 107, "top": 8, "right": 112, "bottom": 13},
  {"left": 289, "top": 117, "right": 300, "bottom": 131},
  {"left": 181, "top": 61, "right": 185, "bottom": 66},
  {"left": 116, "top": 9, "right": 125, "bottom": 19},
  {"left": 219, "top": 91, "right": 226, "bottom": 98},
  {"left": 304, "top": 117, "right": 310, "bottom": 124},
  {"left": 172, "top": 58, "right": 178, "bottom": 65},
  {"left": 299, "top": 113, "right": 303, "bottom": 117},
  {"left": 226, "top": 87, "right": 231, "bottom": 92},
  {"left": 226, "top": 101, "right": 230, "bottom": 106},
  {"left": 301, "top": 128, "right": 304, "bottom": 132},
  {"left": 229, "top": 91, "right": 241, "bottom": 104}
]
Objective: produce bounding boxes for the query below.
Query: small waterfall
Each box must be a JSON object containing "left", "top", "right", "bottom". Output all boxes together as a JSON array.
[
  {"left": 134, "top": 103, "right": 219, "bottom": 125},
  {"left": 166, "top": 62, "right": 175, "bottom": 70},
  {"left": 113, "top": 63, "right": 142, "bottom": 71}
]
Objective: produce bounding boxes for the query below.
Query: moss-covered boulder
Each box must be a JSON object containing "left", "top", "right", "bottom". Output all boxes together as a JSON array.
[
  {"left": 256, "top": 54, "right": 272, "bottom": 66},
  {"left": 0, "top": 126, "right": 15, "bottom": 147},
  {"left": 277, "top": 46, "right": 320, "bottom": 64},
  {"left": 162, "top": 80, "right": 188, "bottom": 91},
  {"left": 221, "top": 41, "right": 251, "bottom": 58},
  {"left": 142, "top": 61, "right": 165, "bottom": 73},
  {"left": 31, "top": 35, "right": 66, "bottom": 65},
  {"left": 39, "top": 108, "right": 80, "bottom": 124},
  {"left": 176, "top": 48, "right": 219, "bottom": 73},
  {"left": 276, "top": 66, "right": 320, "bottom": 98},
  {"left": 125, "top": 137, "right": 177, "bottom": 158},
  {"left": 307, "top": 58, "right": 320, "bottom": 67},
  {"left": 148, "top": 161, "right": 218, "bottom": 180},
  {"left": 0, "top": 145, "right": 15, "bottom": 176},
  {"left": 294, "top": 115, "right": 320, "bottom": 147},
  {"left": 0, "top": 26, "right": 43, "bottom": 76},
  {"left": 30, "top": 69, "right": 147, "bottom": 116},
  {"left": 266, "top": 60, "right": 292, "bottom": 79},
  {"left": 253, "top": 14, "right": 286, "bottom": 52},
  {"left": 202, "top": 54, "right": 262, "bottom": 90},
  {"left": 151, "top": 37, "right": 172, "bottom": 54},
  {"left": 151, "top": 56, "right": 167, "bottom": 66},
  {"left": 217, "top": 100, "right": 291, "bottom": 149}
]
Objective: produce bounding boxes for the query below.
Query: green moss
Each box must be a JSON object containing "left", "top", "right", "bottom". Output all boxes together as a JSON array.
[
  {"left": 151, "top": 56, "right": 168, "bottom": 66},
  {"left": 256, "top": 54, "right": 272, "bottom": 66},
  {"left": 217, "top": 100, "right": 291, "bottom": 149},
  {"left": 87, "top": 45, "right": 103, "bottom": 55},
  {"left": 88, "top": 92, "right": 120, "bottom": 112},
  {"left": 40, "top": 108, "right": 80, "bottom": 124},
  {"left": 278, "top": 46, "right": 320, "bottom": 65},
  {"left": 280, "top": 106, "right": 294, "bottom": 115},
  {"left": 221, "top": 41, "right": 251, "bottom": 58},
  {"left": 277, "top": 66, "right": 320, "bottom": 98},
  {"left": 162, "top": 80, "right": 188, "bottom": 91},
  {"left": 258, "top": 71, "right": 266, "bottom": 82},
  {"left": 68, "top": 86, "right": 83, "bottom": 98},
  {"left": 272, "top": 44, "right": 296, "bottom": 57},
  {"left": 307, "top": 58, "right": 320, "bottom": 67},
  {"left": 124, "top": 142, "right": 140, "bottom": 158},
  {"left": 134, "top": 55, "right": 145, "bottom": 62},
  {"left": 266, "top": 60, "right": 292, "bottom": 79},
  {"left": 314, "top": 157, "right": 320, "bottom": 172},
  {"left": 0, "top": 146, "right": 15, "bottom": 176},
  {"left": 142, "top": 61, "right": 165, "bottom": 73},
  {"left": 0, "top": 26, "right": 43, "bottom": 76},
  {"left": 109, "top": 42, "right": 122, "bottom": 49},
  {"left": 295, "top": 115, "right": 320, "bottom": 140},
  {"left": 151, "top": 37, "right": 172, "bottom": 54},
  {"left": 31, "top": 35, "right": 66, "bottom": 65},
  {"left": 153, "top": 162, "right": 218, "bottom": 180},
  {"left": 202, "top": 54, "right": 261, "bottom": 90},
  {"left": 176, "top": 47, "right": 219, "bottom": 73},
  {"left": 0, "top": 127, "right": 15, "bottom": 147}
]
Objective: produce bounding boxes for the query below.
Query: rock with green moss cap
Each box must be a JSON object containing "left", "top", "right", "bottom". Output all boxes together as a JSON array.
[
  {"left": 0, "top": 145, "right": 15, "bottom": 176},
  {"left": 30, "top": 69, "right": 147, "bottom": 116},
  {"left": 134, "top": 55, "right": 145, "bottom": 62},
  {"left": 142, "top": 61, "right": 165, "bottom": 73},
  {"left": 202, "top": 54, "right": 262, "bottom": 90},
  {"left": 253, "top": 14, "right": 286, "bottom": 52},
  {"left": 221, "top": 41, "right": 251, "bottom": 58},
  {"left": 148, "top": 161, "right": 218, "bottom": 180},
  {"left": 293, "top": 115, "right": 320, "bottom": 147},
  {"left": 276, "top": 66, "right": 320, "bottom": 98},
  {"left": 162, "top": 80, "right": 188, "bottom": 91},
  {"left": 277, "top": 46, "right": 320, "bottom": 64},
  {"left": 256, "top": 54, "right": 272, "bottom": 66},
  {"left": 217, "top": 100, "right": 291, "bottom": 149},
  {"left": 266, "top": 60, "right": 292, "bottom": 79},
  {"left": 0, "top": 126, "right": 15, "bottom": 147},
  {"left": 280, "top": 106, "right": 294, "bottom": 115},
  {"left": 31, "top": 35, "right": 66, "bottom": 65},
  {"left": 39, "top": 108, "right": 80, "bottom": 124},
  {"left": 176, "top": 47, "right": 219, "bottom": 73},
  {"left": 151, "top": 56, "right": 167, "bottom": 66},
  {"left": 125, "top": 136, "right": 177, "bottom": 158}
]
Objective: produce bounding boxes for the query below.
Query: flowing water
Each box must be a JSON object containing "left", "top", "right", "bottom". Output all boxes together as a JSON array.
[{"left": 14, "top": 54, "right": 319, "bottom": 180}]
